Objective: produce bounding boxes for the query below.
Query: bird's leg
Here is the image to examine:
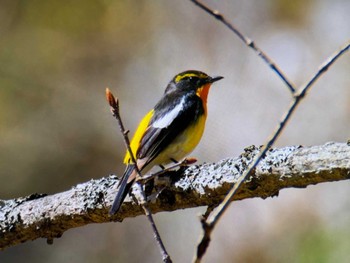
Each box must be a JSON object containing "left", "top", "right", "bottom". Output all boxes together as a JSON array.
[
  {"left": 137, "top": 157, "right": 197, "bottom": 183},
  {"left": 146, "top": 186, "right": 166, "bottom": 203},
  {"left": 140, "top": 157, "right": 198, "bottom": 203},
  {"left": 170, "top": 158, "right": 178, "bottom": 164}
]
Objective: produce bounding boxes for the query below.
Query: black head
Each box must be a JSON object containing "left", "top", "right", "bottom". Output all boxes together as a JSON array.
[{"left": 164, "top": 70, "right": 223, "bottom": 94}]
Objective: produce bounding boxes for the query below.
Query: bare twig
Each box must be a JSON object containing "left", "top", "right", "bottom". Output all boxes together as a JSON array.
[
  {"left": 190, "top": 0, "right": 296, "bottom": 94},
  {"left": 195, "top": 46, "right": 349, "bottom": 262},
  {"left": 190, "top": 2, "right": 350, "bottom": 261},
  {"left": 106, "top": 89, "right": 172, "bottom": 263}
]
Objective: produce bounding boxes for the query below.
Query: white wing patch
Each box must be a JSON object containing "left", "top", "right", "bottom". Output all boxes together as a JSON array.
[{"left": 152, "top": 97, "right": 185, "bottom": 128}]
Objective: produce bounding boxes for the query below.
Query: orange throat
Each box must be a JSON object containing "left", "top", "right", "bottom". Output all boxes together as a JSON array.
[{"left": 196, "top": 83, "right": 211, "bottom": 114}]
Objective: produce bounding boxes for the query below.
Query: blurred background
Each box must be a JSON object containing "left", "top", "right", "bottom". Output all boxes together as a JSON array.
[{"left": 0, "top": 0, "right": 349, "bottom": 262}]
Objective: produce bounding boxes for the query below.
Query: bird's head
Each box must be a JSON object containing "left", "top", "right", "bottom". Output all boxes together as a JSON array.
[{"left": 164, "top": 70, "right": 223, "bottom": 110}]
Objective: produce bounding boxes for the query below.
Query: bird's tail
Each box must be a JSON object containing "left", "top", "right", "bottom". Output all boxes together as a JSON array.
[{"left": 109, "top": 165, "right": 136, "bottom": 215}]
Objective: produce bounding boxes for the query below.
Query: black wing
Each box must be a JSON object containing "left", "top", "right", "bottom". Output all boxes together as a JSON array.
[{"left": 137, "top": 91, "right": 204, "bottom": 168}]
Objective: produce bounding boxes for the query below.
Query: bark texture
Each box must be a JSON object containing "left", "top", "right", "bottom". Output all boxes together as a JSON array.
[{"left": 1, "top": 142, "right": 349, "bottom": 250}]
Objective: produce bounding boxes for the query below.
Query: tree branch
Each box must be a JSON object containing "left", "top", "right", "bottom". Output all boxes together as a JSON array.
[{"left": 1, "top": 142, "right": 349, "bottom": 250}]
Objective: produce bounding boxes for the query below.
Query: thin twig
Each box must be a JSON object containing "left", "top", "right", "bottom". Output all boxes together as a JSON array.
[
  {"left": 106, "top": 89, "right": 172, "bottom": 263},
  {"left": 296, "top": 42, "right": 350, "bottom": 99},
  {"left": 105, "top": 89, "right": 140, "bottom": 175},
  {"left": 190, "top": 0, "right": 296, "bottom": 94},
  {"left": 189, "top": 2, "right": 350, "bottom": 261}
]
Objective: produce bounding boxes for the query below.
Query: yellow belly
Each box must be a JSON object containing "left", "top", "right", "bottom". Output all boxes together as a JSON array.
[{"left": 150, "top": 114, "right": 207, "bottom": 167}]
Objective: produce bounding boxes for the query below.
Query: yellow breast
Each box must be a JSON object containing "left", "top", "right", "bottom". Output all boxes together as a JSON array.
[{"left": 152, "top": 113, "right": 207, "bottom": 166}]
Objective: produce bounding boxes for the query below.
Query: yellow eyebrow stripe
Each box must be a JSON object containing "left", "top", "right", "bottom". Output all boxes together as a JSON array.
[{"left": 175, "top": 73, "right": 208, "bottom": 83}]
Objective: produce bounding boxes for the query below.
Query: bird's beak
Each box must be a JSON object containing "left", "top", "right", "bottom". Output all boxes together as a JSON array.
[{"left": 209, "top": 75, "right": 224, "bottom": 83}]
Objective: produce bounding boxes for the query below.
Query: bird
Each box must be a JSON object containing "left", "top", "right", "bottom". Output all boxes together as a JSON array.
[{"left": 109, "top": 70, "right": 223, "bottom": 215}]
